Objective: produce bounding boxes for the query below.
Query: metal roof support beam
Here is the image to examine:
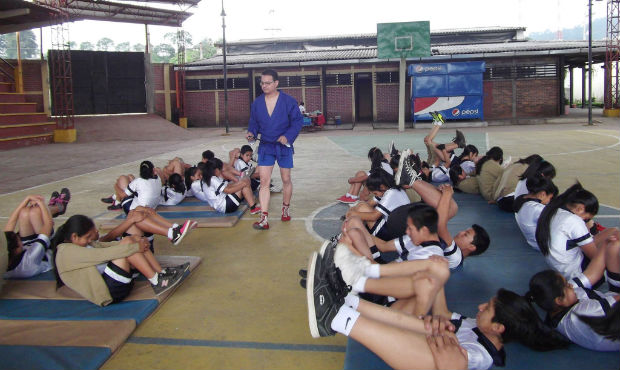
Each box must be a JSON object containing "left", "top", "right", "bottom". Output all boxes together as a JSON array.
[{"left": 0, "top": 8, "right": 30, "bottom": 19}]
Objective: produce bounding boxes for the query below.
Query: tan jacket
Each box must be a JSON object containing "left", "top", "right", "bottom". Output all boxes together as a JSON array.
[
  {"left": 457, "top": 176, "right": 480, "bottom": 194},
  {"left": 55, "top": 241, "right": 140, "bottom": 306},
  {"left": 493, "top": 162, "right": 528, "bottom": 200},
  {"left": 477, "top": 160, "right": 503, "bottom": 201}
]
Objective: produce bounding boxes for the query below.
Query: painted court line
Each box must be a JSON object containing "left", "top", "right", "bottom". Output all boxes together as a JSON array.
[
  {"left": 544, "top": 130, "right": 620, "bottom": 157},
  {"left": 126, "top": 336, "right": 346, "bottom": 353}
]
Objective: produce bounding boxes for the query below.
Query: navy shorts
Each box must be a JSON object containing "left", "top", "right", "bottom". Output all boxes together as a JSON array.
[
  {"left": 102, "top": 261, "right": 134, "bottom": 303},
  {"left": 225, "top": 193, "right": 241, "bottom": 213},
  {"left": 258, "top": 144, "right": 294, "bottom": 168}
]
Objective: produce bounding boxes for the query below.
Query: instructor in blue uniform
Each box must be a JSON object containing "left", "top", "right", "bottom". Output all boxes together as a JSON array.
[{"left": 246, "top": 69, "right": 303, "bottom": 230}]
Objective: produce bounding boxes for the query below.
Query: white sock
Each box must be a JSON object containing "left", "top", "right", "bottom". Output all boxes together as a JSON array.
[
  {"left": 346, "top": 193, "right": 352, "bottom": 197},
  {"left": 112, "top": 194, "right": 117, "bottom": 201},
  {"left": 330, "top": 305, "right": 360, "bottom": 336},
  {"left": 351, "top": 195, "right": 359, "bottom": 199},
  {"left": 148, "top": 273, "right": 158, "bottom": 285},
  {"left": 167, "top": 227, "right": 174, "bottom": 239},
  {"left": 365, "top": 264, "right": 380, "bottom": 278},
  {"left": 352, "top": 276, "right": 368, "bottom": 293},
  {"left": 344, "top": 293, "right": 360, "bottom": 310},
  {"left": 172, "top": 223, "right": 179, "bottom": 228}
]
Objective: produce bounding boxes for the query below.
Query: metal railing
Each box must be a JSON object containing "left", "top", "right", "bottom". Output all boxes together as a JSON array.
[{"left": 0, "top": 57, "right": 15, "bottom": 82}]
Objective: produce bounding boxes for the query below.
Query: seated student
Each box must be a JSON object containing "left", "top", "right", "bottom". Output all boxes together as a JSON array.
[
  {"left": 4, "top": 192, "right": 70, "bottom": 279},
  {"left": 159, "top": 173, "right": 187, "bottom": 206},
  {"left": 103, "top": 160, "right": 162, "bottom": 211},
  {"left": 306, "top": 251, "right": 569, "bottom": 370},
  {"left": 492, "top": 155, "right": 548, "bottom": 212},
  {"left": 475, "top": 146, "right": 506, "bottom": 202},
  {"left": 514, "top": 176, "right": 558, "bottom": 251},
  {"left": 528, "top": 269, "right": 619, "bottom": 351},
  {"left": 194, "top": 158, "right": 261, "bottom": 215},
  {"left": 201, "top": 149, "right": 242, "bottom": 183},
  {"left": 53, "top": 214, "right": 189, "bottom": 306},
  {"left": 234, "top": 145, "right": 260, "bottom": 191},
  {"left": 184, "top": 165, "right": 203, "bottom": 198},
  {"left": 514, "top": 157, "right": 556, "bottom": 200},
  {"left": 154, "top": 157, "right": 190, "bottom": 185},
  {"left": 345, "top": 168, "right": 409, "bottom": 240},
  {"left": 451, "top": 144, "right": 479, "bottom": 176},
  {"left": 337, "top": 147, "right": 393, "bottom": 204},
  {"left": 535, "top": 182, "right": 620, "bottom": 292},
  {"left": 423, "top": 111, "right": 466, "bottom": 168}
]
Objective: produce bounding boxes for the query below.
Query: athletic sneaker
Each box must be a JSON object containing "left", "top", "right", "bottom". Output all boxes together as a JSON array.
[
  {"left": 299, "top": 269, "right": 308, "bottom": 278},
  {"left": 270, "top": 183, "right": 282, "bottom": 193},
  {"left": 388, "top": 140, "right": 398, "bottom": 158},
  {"left": 253, "top": 212, "right": 269, "bottom": 230},
  {"left": 453, "top": 130, "right": 466, "bottom": 149},
  {"left": 501, "top": 156, "right": 512, "bottom": 169},
  {"left": 189, "top": 220, "right": 199, "bottom": 229},
  {"left": 306, "top": 252, "right": 341, "bottom": 338},
  {"left": 400, "top": 156, "right": 422, "bottom": 187},
  {"left": 431, "top": 111, "right": 445, "bottom": 126},
  {"left": 281, "top": 205, "right": 291, "bottom": 222},
  {"left": 250, "top": 205, "right": 262, "bottom": 215},
  {"left": 408, "top": 153, "right": 423, "bottom": 174},
  {"left": 336, "top": 195, "right": 357, "bottom": 204},
  {"left": 107, "top": 203, "right": 122, "bottom": 211},
  {"left": 334, "top": 243, "right": 370, "bottom": 288},
  {"left": 394, "top": 149, "right": 412, "bottom": 186},
  {"left": 165, "top": 262, "right": 190, "bottom": 276},
  {"left": 151, "top": 270, "right": 184, "bottom": 295},
  {"left": 55, "top": 188, "right": 71, "bottom": 216},
  {"left": 49, "top": 191, "right": 60, "bottom": 206},
  {"left": 170, "top": 220, "right": 192, "bottom": 245},
  {"left": 100, "top": 196, "right": 114, "bottom": 204}
]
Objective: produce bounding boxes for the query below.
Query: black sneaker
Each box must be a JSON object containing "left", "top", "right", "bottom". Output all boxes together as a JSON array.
[
  {"left": 453, "top": 130, "right": 466, "bottom": 149},
  {"left": 107, "top": 203, "right": 122, "bottom": 211},
  {"left": 300, "top": 278, "right": 307, "bottom": 289},
  {"left": 171, "top": 220, "right": 192, "bottom": 245},
  {"left": 408, "top": 153, "right": 422, "bottom": 174},
  {"left": 165, "top": 262, "right": 190, "bottom": 276},
  {"left": 55, "top": 188, "right": 71, "bottom": 216},
  {"left": 299, "top": 269, "right": 307, "bottom": 278},
  {"left": 395, "top": 149, "right": 412, "bottom": 186},
  {"left": 399, "top": 156, "right": 422, "bottom": 187},
  {"left": 101, "top": 196, "right": 115, "bottom": 204},
  {"left": 306, "top": 252, "right": 341, "bottom": 338},
  {"left": 151, "top": 271, "right": 184, "bottom": 295},
  {"left": 388, "top": 140, "right": 398, "bottom": 158}
]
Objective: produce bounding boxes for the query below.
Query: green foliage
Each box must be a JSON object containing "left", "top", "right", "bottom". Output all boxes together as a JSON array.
[
  {"left": 115, "top": 42, "right": 130, "bottom": 52},
  {"left": 80, "top": 42, "right": 95, "bottom": 50},
  {"left": 152, "top": 43, "right": 175, "bottom": 63},
  {"left": 0, "top": 31, "right": 39, "bottom": 59},
  {"left": 96, "top": 37, "right": 114, "bottom": 51},
  {"left": 132, "top": 43, "right": 145, "bottom": 52}
]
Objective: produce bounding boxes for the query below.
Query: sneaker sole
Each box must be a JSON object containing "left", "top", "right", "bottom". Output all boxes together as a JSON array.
[
  {"left": 337, "top": 199, "right": 356, "bottom": 204},
  {"left": 252, "top": 223, "right": 269, "bottom": 230},
  {"left": 154, "top": 274, "right": 184, "bottom": 296},
  {"left": 318, "top": 240, "right": 330, "bottom": 257},
  {"left": 306, "top": 252, "right": 321, "bottom": 338}
]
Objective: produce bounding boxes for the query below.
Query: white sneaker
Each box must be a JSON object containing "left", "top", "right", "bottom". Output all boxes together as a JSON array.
[
  {"left": 334, "top": 243, "right": 370, "bottom": 289},
  {"left": 501, "top": 156, "right": 512, "bottom": 169},
  {"left": 270, "top": 183, "right": 282, "bottom": 193}
]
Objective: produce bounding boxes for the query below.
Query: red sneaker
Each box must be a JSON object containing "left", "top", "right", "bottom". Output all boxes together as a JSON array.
[
  {"left": 253, "top": 213, "right": 269, "bottom": 230},
  {"left": 250, "top": 205, "right": 262, "bottom": 215},
  {"left": 337, "top": 195, "right": 357, "bottom": 204},
  {"left": 281, "top": 205, "right": 291, "bottom": 222}
]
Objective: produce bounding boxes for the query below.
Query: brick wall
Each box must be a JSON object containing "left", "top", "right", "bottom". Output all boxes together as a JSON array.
[
  {"left": 186, "top": 92, "right": 215, "bottom": 126},
  {"left": 305, "top": 87, "right": 321, "bottom": 112},
  {"left": 326, "top": 86, "right": 352, "bottom": 122},
  {"left": 280, "top": 87, "right": 302, "bottom": 104},
  {"left": 21, "top": 61, "right": 43, "bottom": 91},
  {"left": 483, "top": 81, "right": 513, "bottom": 119},
  {"left": 376, "top": 84, "right": 399, "bottom": 121},
  {"left": 516, "top": 79, "right": 558, "bottom": 117},
  {"left": 219, "top": 90, "right": 250, "bottom": 126}
]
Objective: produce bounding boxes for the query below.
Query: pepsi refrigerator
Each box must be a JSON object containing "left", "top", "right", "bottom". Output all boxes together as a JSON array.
[{"left": 409, "top": 61, "right": 485, "bottom": 122}]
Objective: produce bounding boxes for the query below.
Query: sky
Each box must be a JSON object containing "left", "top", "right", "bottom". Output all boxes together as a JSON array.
[{"left": 36, "top": 0, "right": 609, "bottom": 50}]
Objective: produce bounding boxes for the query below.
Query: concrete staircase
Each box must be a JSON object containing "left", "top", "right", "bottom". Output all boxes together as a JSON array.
[{"left": 0, "top": 74, "right": 55, "bottom": 150}]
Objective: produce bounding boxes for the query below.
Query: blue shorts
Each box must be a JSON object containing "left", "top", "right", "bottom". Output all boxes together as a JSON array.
[{"left": 258, "top": 144, "right": 294, "bottom": 168}]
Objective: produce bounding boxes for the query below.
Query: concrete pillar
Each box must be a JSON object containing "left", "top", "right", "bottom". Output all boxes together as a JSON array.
[
  {"left": 581, "top": 67, "right": 586, "bottom": 108},
  {"left": 398, "top": 58, "right": 406, "bottom": 131}
]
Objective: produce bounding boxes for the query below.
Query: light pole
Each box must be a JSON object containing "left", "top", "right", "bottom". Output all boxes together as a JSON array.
[
  {"left": 588, "top": 0, "right": 593, "bottom": 125},
  {"left": 221, "top": 0, "right": 229, "bottom": 134}
]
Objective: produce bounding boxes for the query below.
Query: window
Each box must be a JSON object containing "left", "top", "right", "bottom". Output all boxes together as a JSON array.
[
  {"left": 375, "top": 71, "right": 399, "bottom": 83},
  {"left": 325, "top": 73, "right": 352, "bottom": 86},
  {"left": 304, "top": 75, "right": 321, "bottom": 87},
  {"left": 186, "top": 77, "right": 249, "bottom": 90},
  {"left": 484, "top": 63, "right": 557, "bottom": 80}
]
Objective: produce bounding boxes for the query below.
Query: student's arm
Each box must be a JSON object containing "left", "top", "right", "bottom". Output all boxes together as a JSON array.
[
  {"left": 4, "top": 196, "right": 34, "bottom": 232},
  {"left": 32, "top": 197, "right": 53, "bottom": 237},
  {"left": 99, "top": 210, "right": 148, "bottom": 242},
  {"left": 374, "top": 235, "right": 397, "bottom": 252},
  {"left": 347, "top": 209, "right": 382, "bottom": 222},
  {"left": 436, "top": 185, "right": 454, "bottom": 245},
  {"left": 223, "top": 178, "right": 250, "bottom": 194},
  {"left": 443, "top": 150, "right": 452, "bottom": 168},
  {"left": 579, "top": 241, "right": 598, "bottom": 260},
  {"left": 348, "top": 172, "right": 368, "bottom": 184}
]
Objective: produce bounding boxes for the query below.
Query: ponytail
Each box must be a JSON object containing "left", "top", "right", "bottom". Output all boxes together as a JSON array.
[
  {"left": 475, "top": 146, "right": 503, "bottom": 175},
  {"left": 366, "top": 167, "right": 399, "bottom": 192},
  {"left": 139, "top": 160, "right": 155, "bottom": 180},
  {"left": 525, "top": 176, "right": 558, "bottom": 197},
  {"left": 526, "top": 270, "right": 565, "bottom": 312},
  {"left": 367, "top": 147, "right": 385, "bottom": 171},
  {"left": 51, "top": 215, "right": 95, "bottom": 288},
  {"left": 457, "top": 144, "right": 478, "bottom": 162},
  {"left": 519, "top": 157, "right": 556, "bottom": 181},
  {"left": 515, "top": 154, "right": 543, "bottom": 166},
  {"left": 184, "top": 167, "right": 198, "bottom": 191},
  {"left": 535, "top": 182, "right": 598, "bottom": 256},
  {"left": 202, "top": 158, "right": 223, "bottom": 187},
  {"left": 578, "top": 301, "right": 620, "bottom": 341},
  {"left": 494, "top": 288, "right": 570, "bottom": 351}
]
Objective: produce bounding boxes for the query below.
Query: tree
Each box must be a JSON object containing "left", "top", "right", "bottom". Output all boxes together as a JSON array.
[
  {"left": 79, "top": 41, "right": 94, "bottom": 50},
  {"left": 152, "top": 43, "right": 175, "bottom": 63},
  {"left": 0, "top": 31, "right": 39, "bottom": 59},
  {"left": 96, "top": 37, "right": 114, "bottom": 51},
  {"left": 69, "top": 41, "right": 77, "bottom": 50},
  {"left": 163, "top": 31, "right": 193, "bottom": 48},
  {"left": 187, "top": 38, "right": 217, "bottom": 62},
  {"left": 115, "top": 42, "right": 130, "bottom": 52},
  {"left": 132, "top": 43, "right": 145, "bottom": 52}
]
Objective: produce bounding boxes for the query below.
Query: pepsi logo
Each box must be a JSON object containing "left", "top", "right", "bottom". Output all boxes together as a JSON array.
[
  {"left": 452, "top": 108, "right": 460, "bottom": 116},
  {"left": 415, "top": 65, "right": 424, "bottom": 73}
]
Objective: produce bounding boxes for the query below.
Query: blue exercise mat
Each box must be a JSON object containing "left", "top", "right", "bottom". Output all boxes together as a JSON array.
[{"left": 0, "top": 345, "right": 111, "bottom": 370}]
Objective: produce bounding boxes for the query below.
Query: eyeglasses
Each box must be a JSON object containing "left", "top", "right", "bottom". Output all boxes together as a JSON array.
[{"left": 259, "top": 81, "right": 275, "bottom": 86}]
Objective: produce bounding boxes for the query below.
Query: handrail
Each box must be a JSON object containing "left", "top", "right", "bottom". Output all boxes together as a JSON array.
[{"left": 0, "top": 57, "right": 15, "bottom": 82}]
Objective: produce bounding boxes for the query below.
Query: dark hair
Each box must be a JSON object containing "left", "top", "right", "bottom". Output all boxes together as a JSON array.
[
  {"left": 515, "top": 154, "right": 543, "bottom": 166},
  {"left": 389, "top": 155, "right": 400, "bottom": 171},
  {"left": 535, "top": 182, "right": 598, "bottom": 256},
  {"left": 457, "top": 144, "right": 478, "bottom": 162},
  {"left": 163, "top": 173, "right": 186, "bottom": 202},
  {"left": 493, "top": 288, "right": 570, "bottom": 350},
  {"left": 261, "top": 69, "right": 278, "bottom": 81},
  {"left": 184, "top": 166, "right": 199, "bottom": 191},
  {"left": 470, "top": 224, "right": 490, "bottom": 256},
  {"left": 51, "top": 215, "right": 96, "bottom": 288},
  {"left": 578, "top": 301, "right": 620, "bottom": 341},
  {"left": 367, "top": 147, "right": 386, "bottom": 170},
  {"left": 5, "top": 231, "right": 23, "bottom": 271},
  {"left": 526, "top": 269, "right": 565, "bottom": 312},
  {"left": 203, "top": 158, "right": 223, "bottom": 187},
  {"left": 475, "top": 146, "right": 503, "bottom": 175},
  {"left": 449, "top": 166, "right": 463, "bottom": 185},
  {"left": 520, "top": 157, "right": 556, "bottom": 181},
  {"left": 407, "top": 204, "right": 438, "bottom": 234},
  {"left": 202, "top": 150, "right": 214, "bottom": 161},
  {"left": 240, "top": 145, "right": 253, "bottom": 155},
  {"left": 366, "top": 168, "right": 398, "bottom": 192},
  {"left": 526, "top": 176, "right": 558, "bottom": 197},
  {"left": 139, "top": 160, "right": 155, "bottom": 180},
  {"left": 299, "top": 101, "right": 304, "bottom": 105}
]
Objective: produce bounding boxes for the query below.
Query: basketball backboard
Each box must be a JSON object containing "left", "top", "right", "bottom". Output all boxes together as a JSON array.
[{"left": 377, "top": 21, "right": 430, "bottom": 59}]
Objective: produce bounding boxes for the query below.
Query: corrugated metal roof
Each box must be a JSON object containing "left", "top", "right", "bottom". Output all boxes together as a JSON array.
[{"left": 187, "top": 40, "right": 606, "bottom": 67}]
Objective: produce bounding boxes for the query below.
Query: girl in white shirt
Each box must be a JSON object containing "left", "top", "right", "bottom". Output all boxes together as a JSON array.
[
  {"left": 159, "top": 173, "right": 186, "bottom": 206},
  {"left": 514, "top": 176, "right": 557, "bottom": 250}
]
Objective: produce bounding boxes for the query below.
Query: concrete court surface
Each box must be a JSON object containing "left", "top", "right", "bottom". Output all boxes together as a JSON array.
[{"left": 0, "top": 110, "right": 618, "bottom": 369}]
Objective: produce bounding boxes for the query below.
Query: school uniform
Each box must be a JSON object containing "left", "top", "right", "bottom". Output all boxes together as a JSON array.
[
  {"left": 460, "top": 160, "right": 476, "bottom": 175},
  {"left": 370, "top": 188, "right": 410, "bottom": 240},
  {"left": 159, "top": 186, "right": 186, "bottom": 206},
  {"left": 546, "top": 208, "right": 593, "bottom": 280},
  {"left": 450, "top": 313, "right": 506, "bottom": 370},
  {"left": 366, "top": 162, "right": 394, "bottom": 177},
  {"left": 545, "top": 276, "right": 619, "bottom": 351},
  {"left": 514, "top": 195, "right": 544, "bottom": 250},
  {"left": 393, "top": 235, "right": 463, "bottom": 270},
  {"left": 477, "top": 160, "right": 503, "bottom": 202},
  {"left": 4, "top": 234, "right": 52, "bottom": 279},
  {"left": 124, "top": 177, "right": 162, "bottom": 213},
  {"left": 429, "top": 165, "right": 450, "bottom": 183},
  {"left": 235, "top": 158, "right": 260, "bottom": 191},
  {"left": 195, "top": 176, "right": 241, "bottom": 213},
  {"left": 513, "top": 178, "right": 528, "bottom": 199}
]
